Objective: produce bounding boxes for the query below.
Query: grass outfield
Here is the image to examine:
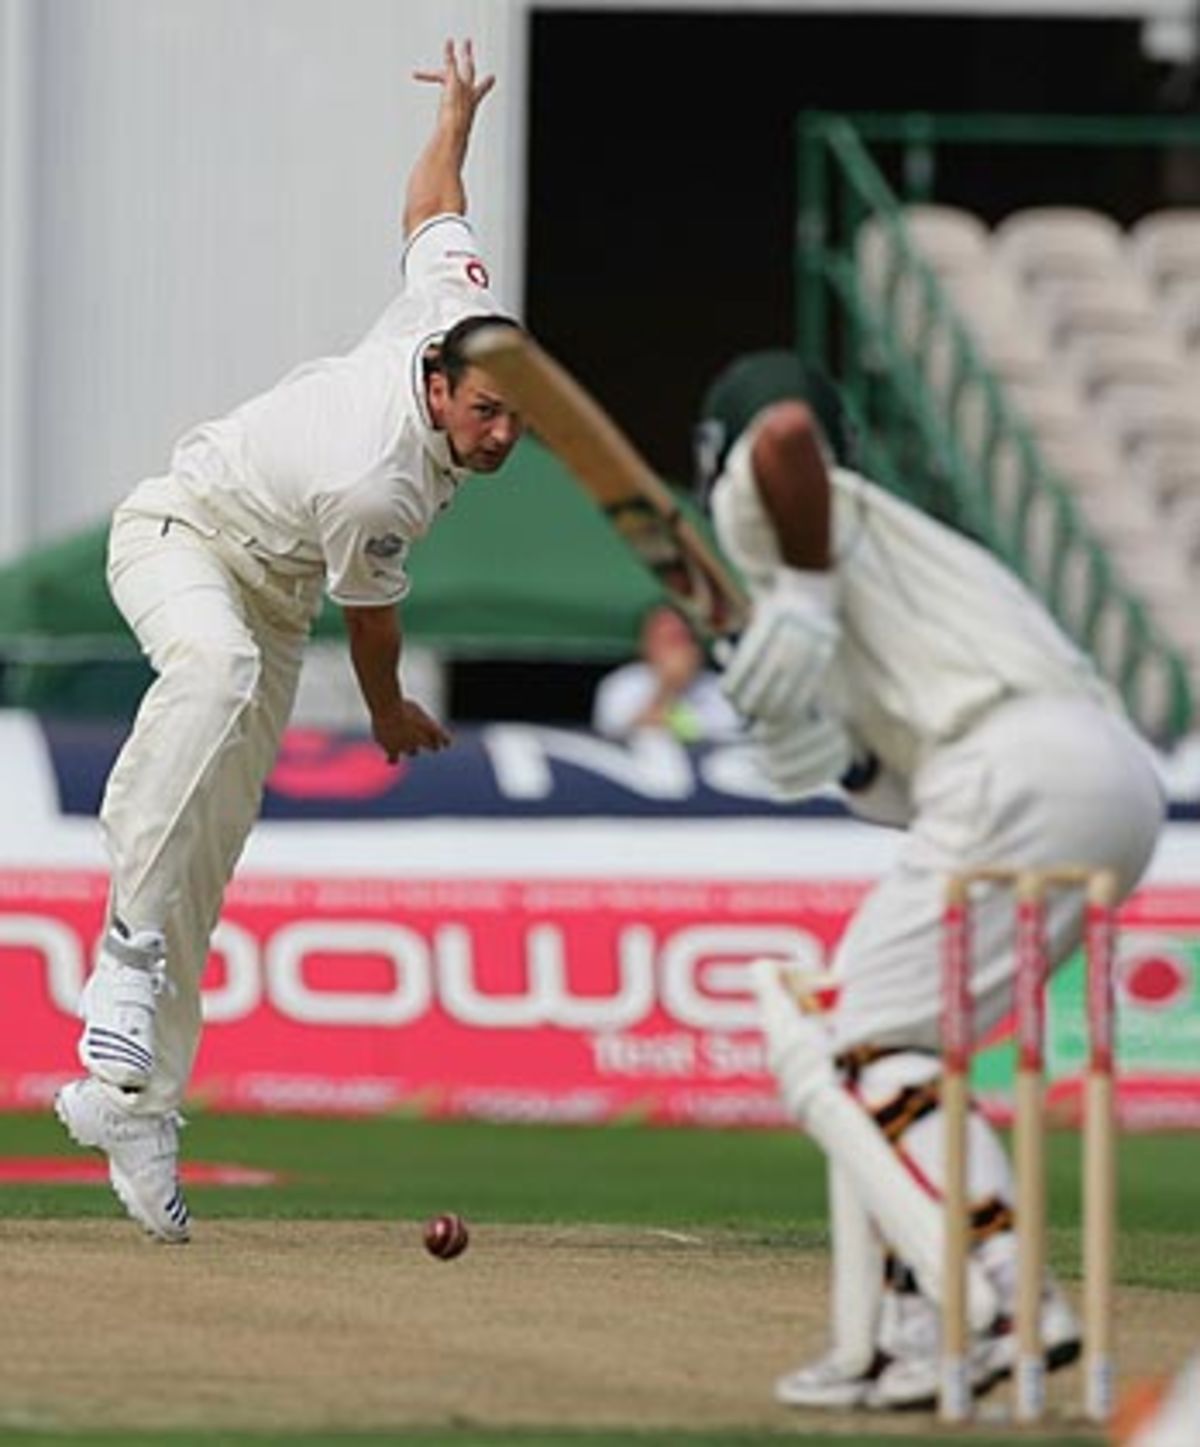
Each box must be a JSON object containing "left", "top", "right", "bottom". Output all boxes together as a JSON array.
[
  {"left": 0, "top": 1111, "right": 1197, "bottom": 1292},
  {"left": 0, "top": 1433, "right": 1104, "bottom": 1447},
  {"left": 0, "top": 1112, "right": 1195, "bottom": 1447}
]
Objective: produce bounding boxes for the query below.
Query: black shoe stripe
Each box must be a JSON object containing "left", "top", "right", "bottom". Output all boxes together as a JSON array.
[{"left": 83, "top": 1030, "right": 153, "bottom": 1067}]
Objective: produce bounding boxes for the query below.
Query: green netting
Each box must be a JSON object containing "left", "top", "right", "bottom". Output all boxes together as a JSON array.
[{"left": 794, "top": 110, "right": 1196, "bottom": 745}]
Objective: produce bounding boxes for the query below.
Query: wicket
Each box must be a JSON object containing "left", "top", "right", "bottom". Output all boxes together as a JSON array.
[{"left": 939, "top": 866, "right": 1119, "bottom": 1426}]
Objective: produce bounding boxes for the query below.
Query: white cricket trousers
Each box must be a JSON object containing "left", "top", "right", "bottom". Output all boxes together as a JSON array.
[
  {"left": 100, "top": 488, "right": 322, "bottom": 1115},
  {"left": 831, "top": 692, "right": 1166, "bottom": 1053}
]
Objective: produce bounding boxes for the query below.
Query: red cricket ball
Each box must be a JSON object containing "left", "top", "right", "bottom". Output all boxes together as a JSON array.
[{"left": 423, "top": 1211, "right": 470, "bottom": 1260}]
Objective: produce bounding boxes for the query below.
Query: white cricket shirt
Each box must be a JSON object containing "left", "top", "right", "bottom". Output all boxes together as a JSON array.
[
  {"left": 163, "top": 214, "right": 502, "bottom": 607},
  {"left": 712, "top": 427, "right": 1119, "bottom": 777}
]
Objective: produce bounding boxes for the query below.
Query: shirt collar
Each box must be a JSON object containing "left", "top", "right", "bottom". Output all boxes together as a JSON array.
[{"left": 410, "top": 333, "right": 470, "bottom": 483}]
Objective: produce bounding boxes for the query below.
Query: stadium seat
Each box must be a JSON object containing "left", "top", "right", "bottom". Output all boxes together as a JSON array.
[
  {"left": 1002, "top": 378, "right": 1092, "bottom": 450},
  {"left": 1165, "top": 492, "right": 1200, "bottom": 568},
  {"left": 1060, "top": 329, "right": 1186, "bottom": 403},
  {"left": 1035, "top": 273, "right": 1163, "bottom": 351},
  {"left": 1095, "top": 385, "right": 1200, "bottom": 467},
  {"left": 1152, "top": 276, "right": 1200, "bottom": 353},
  {"left": 1020, "top": 483, "right": 1075, "bottom": 589},
  {"left": 960, "top": 381, "right": 1090, "bottom": 535},
  {"left": 993, "top": 207, "right": 1127, "bottom": 291},
  {"left": 1088, "top": 599, "right": 1196, "bottom": 746},
  {"left": 1074, "top": 486, "right": 1163, "bottom": 553},
  {"left": 854, "top": 198, "right": 1200, "bottom": 694},
  {"left": 858, "top": 203, "right": 990, "bottom": 281},
  {"left": 926, "top": 271, "right": 1049, "bottom": 391},
  {"left": 1141, "top": 446, "right": 1200, "bottom": 512},
  {"left": 1141, "top": 592, "right": 1200, "bottom": 682},
  {"left": 1112, "top": 540, "right": 1194, "bottom": 605},
  {"left": 1129, "top": 208, "right": 1200, "bottom": 294},
  {"left": 1035, "top": 433, "right": 1124, "bottom": 493},
  {"left": 1056, "top": 539, "right": 1111, "bottom": 633},
  {"left": 856, "top": 206, "right": 992, "bottom": 354}
]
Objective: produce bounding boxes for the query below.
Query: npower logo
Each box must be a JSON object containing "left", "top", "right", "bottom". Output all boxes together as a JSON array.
[{"left": 0, "top": 914, "right": 826, "bottom": 1032}]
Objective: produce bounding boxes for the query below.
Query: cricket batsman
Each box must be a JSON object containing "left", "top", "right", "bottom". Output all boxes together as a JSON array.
[
  {"left": 55, "top": 39, "right": 523, "bottom": 1242},
  {"left": 695, "top": 349, "right": 1165, "bottom": 1409}
]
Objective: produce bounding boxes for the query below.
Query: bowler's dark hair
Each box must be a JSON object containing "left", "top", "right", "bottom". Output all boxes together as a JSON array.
[{"left": 435, "top": 313, "right": 524, "bottom": 392}]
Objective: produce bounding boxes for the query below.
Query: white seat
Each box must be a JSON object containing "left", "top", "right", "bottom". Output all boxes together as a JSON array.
[
  {"left": 951, "top": 366, "right": 1068, "bottom": 470},
  {"left": 1153, "top": 276, "right": 1200, "bottom": 353},
  {"left": 1005, "top": 379, "right": 1092, "bottom": 453},
  {"left": 1035, "top": 274, "right": 1163, "bottom": 351},
  {"left": 941, "top": 268, "right": 1049, "bottom": 352},
  {"left": 919, "top": 277, "right": 1054, "bottom": 448},
  {"left": 993, "top": 207, "right": 1127, "bottom": 290},
  {"left": 966, "top": 381, "right": 1090, "bottom": 527},
  {"left": 1113, "top": 540, "right": 1194, "bottom": 601},
  {"left": 1074, "top": 486, "right": 1162, "bottom": 548},
  {"left": 898, "top": 204, "right": 992, "bottom": 274},
  {"left": 1090, "top": 599, "right": 1193, "bottom": 746},
  {"left": 1142, "top": 447, "right": 1200, "bottom": 511},
  {"left": 1165, "top": 493, "right": 1200, "bottom": 567},
  {"left": 1092, "top": 601, "right": 1142, "bottom": 684},
  {"left": 1144, "top": 593, "right": 1200, "bottom": 661},
  {"left": 1062, "top": 330, "right": 1186, "bottom": 402},
  {"left": 856, "top": 207, "right": 990, "bottom": 353},
  {"left": 1095, "top": 385, "right": 1200, "bottom": 464},
  {"left": 1057, "top": 540, "right": 1112, "bottom": 634},
  {"left": 1035, "top": 433, "right": 1124, "bottom": 493},
  {"left": 1129, "top": 208, "right": 1200, "bottom": 294}
]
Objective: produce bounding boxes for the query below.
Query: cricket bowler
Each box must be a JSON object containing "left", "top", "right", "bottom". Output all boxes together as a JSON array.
[{"left": 55, "top": 39, "right": 522, "bottom": 1242}]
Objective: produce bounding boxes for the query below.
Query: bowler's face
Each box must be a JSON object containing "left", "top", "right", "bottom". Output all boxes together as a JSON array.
[{"left": 434, "top": 367, "right": 523, "bottom": 473}]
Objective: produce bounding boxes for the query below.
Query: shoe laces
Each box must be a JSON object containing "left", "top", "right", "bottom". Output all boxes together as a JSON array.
[
  {"left": 146, "top": 960, "right": 175, "bottom": 999},
  {"left": 103, "top": 1098, "right": 183, "bottom": 1160},
  {"left": 109, "top": 957, "right": 174, "bottom": 1004}
]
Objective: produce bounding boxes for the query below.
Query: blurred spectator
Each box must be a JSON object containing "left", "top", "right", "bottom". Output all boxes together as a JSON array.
[{"left": 591, "top": 602, "right": 742, "bottom": 742}]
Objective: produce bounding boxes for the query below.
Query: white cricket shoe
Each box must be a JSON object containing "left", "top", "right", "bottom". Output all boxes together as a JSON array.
[
  {"left": 55, "top": 1077, "right": 190, "bottom": 1244},
  {"left": 774, "top": 1350, "right": 886, "bottom": 1408},
  {"left": 985, "top": 1284, "right": 1083, "bottom": 1376},
  {"left": 866, "top": 1284, "right": 1081, "bottom": 1411},
  {"left": 77, "top": 927, "right": 167, "bottom": 1091}
]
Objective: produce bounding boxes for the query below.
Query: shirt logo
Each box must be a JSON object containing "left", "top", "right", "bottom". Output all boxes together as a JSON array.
[
  {"left": 364, "top": 533, "right": 406, "bottom": 560},
  {"left": 465, "top": 258, "right": 490, "bottom": 288}
]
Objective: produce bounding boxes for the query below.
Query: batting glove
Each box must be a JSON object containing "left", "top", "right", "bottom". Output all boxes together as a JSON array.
[
  {"left": 720, "top": 567, "right": 839, "bottom": 722},
  {"left": 754, "top": 706, "right": 854, "bottom": 802}
]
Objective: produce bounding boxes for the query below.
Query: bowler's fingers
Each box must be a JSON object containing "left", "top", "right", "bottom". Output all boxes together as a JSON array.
[
  {"left": 413, "top": 38, "right": 456, "bottom": 85},
  {"left": 413, "top": 40, "right": 494, "bottom": 101},
  {"left": 409, "top": 714, "right": 453, "bottom": 754},
  {"left": 459, "top": 39, "right": 497, "bottom": 101},
  {"left": 384, "top": 736, "right": 446, "bottom": 766},
  {"left": 427, "top": 721, "right": 453, "bottom": 751}
]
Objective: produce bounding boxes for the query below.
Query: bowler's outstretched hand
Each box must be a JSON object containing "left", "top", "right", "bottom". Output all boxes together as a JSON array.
[{"left": 413, "top": 38, "right": 495, "bottom": 120}]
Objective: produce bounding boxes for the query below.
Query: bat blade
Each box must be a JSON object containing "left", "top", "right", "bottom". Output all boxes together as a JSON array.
[{"left": 464, "top": 325, "right": 749, "bottom": 638}]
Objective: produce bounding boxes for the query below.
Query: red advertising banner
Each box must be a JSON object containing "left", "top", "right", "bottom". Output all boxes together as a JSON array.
[{"left": 2, "top": 869, "right": 1198, "bottom": 1126}]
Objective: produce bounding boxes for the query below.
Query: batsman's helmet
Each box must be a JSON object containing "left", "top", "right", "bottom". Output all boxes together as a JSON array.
[{"left": 693, "top": 349, "right": 854, "bottom": 504}]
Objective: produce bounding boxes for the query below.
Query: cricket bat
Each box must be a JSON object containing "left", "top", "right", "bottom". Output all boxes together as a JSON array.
[{"left": 463, "top": 325, "right": 750, "bottom": 639}]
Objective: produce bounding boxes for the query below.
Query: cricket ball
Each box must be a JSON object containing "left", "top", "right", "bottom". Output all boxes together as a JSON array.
[{"left": 423, "top": 1211, "right": 469, "bottom": 1260}]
